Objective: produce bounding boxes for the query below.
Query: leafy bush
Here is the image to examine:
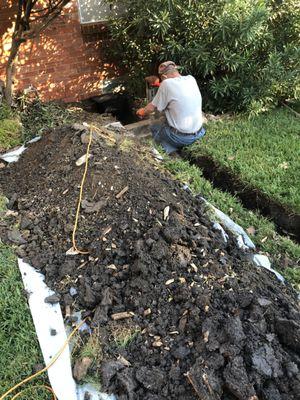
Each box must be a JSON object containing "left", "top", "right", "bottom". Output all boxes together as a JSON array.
[
  {"left": 21, "top": 101, "right": 74, "bottom": 140},
  {"left": 108, "top": 0, "right": 300, "bottom": 113},
  {"left": 0, "top": 102, "right": 22, "bottom": 150}
]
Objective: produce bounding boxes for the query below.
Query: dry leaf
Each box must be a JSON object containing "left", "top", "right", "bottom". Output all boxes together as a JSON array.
[
  {"left": 279, "top": 162, "right": 289, "bottom": 169},
  {"left": 246, "top": 226, "right": 256, "bottom": 236},
  {"left": 66, "top": 247, "right": 80, "bottom": 255}
]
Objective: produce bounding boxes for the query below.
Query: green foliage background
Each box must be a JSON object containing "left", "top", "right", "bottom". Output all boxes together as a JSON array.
[{"left": 108, "top": 0, "right": 300, "bottom": 113}]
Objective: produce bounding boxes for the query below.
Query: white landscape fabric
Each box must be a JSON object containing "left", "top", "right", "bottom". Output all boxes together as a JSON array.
[{"left": 18, "top": 259, "right": 116, "bottom": 400}]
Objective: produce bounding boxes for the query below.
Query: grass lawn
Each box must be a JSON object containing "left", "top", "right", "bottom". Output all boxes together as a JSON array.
[
  {"left": 0, "top": 195, "right": 49, "bottom": 399},
  {"left": 186, "top": 108, "right": 300, "bottom": 212},
  {"left": 0, "top": 243, "right": 50, "bottom": 399},
  {"left": 164, "top": 157, "right": 300, "bottom": 290}
]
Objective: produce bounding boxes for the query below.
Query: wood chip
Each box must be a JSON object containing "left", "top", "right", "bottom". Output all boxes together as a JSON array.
[
  {"left": 101, "top": 226, "right": 112, "bottom": 237},
  {"left": 116, "top": 186, "right": 129, "bottom": 199},
  {"left": 111, "top": 311, "right": 134, "bottom": 321},
  {"left": 65, "top": 305, "right": 71, "bottom": 318},
  {"left": 190, "top": 263, "right": 198, "bottom": 273},
  {"left": 203, "top": 330, "right": 209, "bottom": 343},
  {"left": 152, "top": 340, "right": 163, "bottom": 347},
  {"left": 163, "top": 206, "right": 170, "bottom": 221},
  {"left": 144, "top": 308, "right": 151, "bottom": 316},
  {"left": 165, "top": 278, "right": 174, "bottom": 285},
  {"left": 107, "top": 264, "right": 117, "bottom": 270},
  {"left": 179, "top": 277, "right": 186, "bottom": 284},
  {"left": 111, "top": 243, "right": 117, "bottom": 249}
]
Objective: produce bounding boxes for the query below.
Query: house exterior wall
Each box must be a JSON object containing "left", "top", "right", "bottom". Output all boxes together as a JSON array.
[{"left": 0, "top": 0, "right": 111, "bottom": 102}]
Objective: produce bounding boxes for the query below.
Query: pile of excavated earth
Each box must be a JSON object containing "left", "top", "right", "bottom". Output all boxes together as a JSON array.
[{"left": 0, "top": 124, "right": 300, "bottom": 400}]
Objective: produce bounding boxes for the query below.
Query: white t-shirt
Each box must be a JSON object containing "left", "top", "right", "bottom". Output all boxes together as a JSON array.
[{"left": 151, "top": 75, "right": 203, "bottom": 133}]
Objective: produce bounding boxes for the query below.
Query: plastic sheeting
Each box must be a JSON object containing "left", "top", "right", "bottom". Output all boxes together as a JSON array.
[
  {"left": 18, "top": 259, "right": 115, "bottom": 400},
  {"left": 0, "top": 136, "right": 41, "bottom": 163},
  {"left": 202, "top": 197, "right": 256, "bottom": 250}
]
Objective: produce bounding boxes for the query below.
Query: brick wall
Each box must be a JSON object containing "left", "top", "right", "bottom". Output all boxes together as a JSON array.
[{"left": 0, "top": 0, "right": 112, "bottom": 102}]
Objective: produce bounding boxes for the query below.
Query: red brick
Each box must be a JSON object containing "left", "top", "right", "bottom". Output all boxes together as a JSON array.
[{"left": 0, "top": 0, "right": 113, "bottom": 101}]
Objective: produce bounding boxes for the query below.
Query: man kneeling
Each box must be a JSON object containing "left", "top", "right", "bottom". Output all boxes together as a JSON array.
[{"left": 136, "top": 61, "right": 205, "bottom": 154}]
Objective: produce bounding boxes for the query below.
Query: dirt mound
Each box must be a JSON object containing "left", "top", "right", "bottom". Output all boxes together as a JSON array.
[{"left": 1, "top": 126, "right": 300, "bottom": 400}]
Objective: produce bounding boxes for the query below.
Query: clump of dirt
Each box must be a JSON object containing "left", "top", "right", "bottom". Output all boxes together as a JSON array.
[{"left": 1, "top": 125, "right": 300, "bottom": 400}]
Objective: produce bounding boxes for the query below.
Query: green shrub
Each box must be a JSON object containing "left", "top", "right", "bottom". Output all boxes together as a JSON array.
[{"left": 108, "top": 0, "right": 300, "bottom": 113}]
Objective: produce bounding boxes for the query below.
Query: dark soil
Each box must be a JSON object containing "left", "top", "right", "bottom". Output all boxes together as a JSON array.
[
  {"left": 183, "top": 152, "right": 300, "bottom": 244},
  {"left": 1, "top": 125, "right": 300, "bottom": 400}
]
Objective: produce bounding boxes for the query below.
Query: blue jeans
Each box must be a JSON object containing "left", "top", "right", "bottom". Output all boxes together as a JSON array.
[{"left": 151, "top": 123, "right": 206, "bottom": 154}]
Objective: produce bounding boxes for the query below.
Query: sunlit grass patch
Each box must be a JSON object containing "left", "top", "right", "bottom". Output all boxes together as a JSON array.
[{"left": 188, "top": 108, "right": 300, "bottom": 212}]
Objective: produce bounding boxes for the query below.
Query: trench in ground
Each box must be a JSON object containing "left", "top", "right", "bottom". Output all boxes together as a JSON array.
[{"left": 182, "top": 152, "right": 300, "bottom": 244}]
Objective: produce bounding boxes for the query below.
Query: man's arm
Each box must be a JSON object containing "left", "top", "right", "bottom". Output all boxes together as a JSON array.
[{"left": 136, "top": 102, "right": 156, "bottom": 119}]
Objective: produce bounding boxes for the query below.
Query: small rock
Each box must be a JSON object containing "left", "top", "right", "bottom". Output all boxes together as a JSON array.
[
  {"left": 72, "top": 123, "right": 88, "bottom": 132},
  {"left": 257, "top": 298, "right": 272, "bottom": 307},
  {"left": 7, "top": 229, "right": 27, "bottom": 245},
  {"left": 76, "top": 154, "right": 92, "bottom": 167},
  {"left": 144, "top": 308, "right": 151, "bottom": 316},
  {"left": 7, "top": 193, "right": 18, "bottom": 209},
  {"left": 84, "top": 392, "right": 91, "bottom": 400},
  {"left": 285, "top": 361, "right": 299, "bottom": 377},
  {"left": 73, "top": 357, "right": 93, "bottom": 381},
  {"left": 152, "top": 339, "right": 163, "bottom": 347},
  {"left": 44, "top": 294, "right": 61, "bottom": 304},
  {"left": 171, "top": 345, "right": 190, "bottom": 360},
  {"left": 81, "top": 199, "right": 107, "bottom": 213},
  {"left": 20, "top": 217, "right": 32, "bottom": 230},
  {"left": 32, "top": 363, "right": 44, "bottom": 373},
  {"left": 70, "top": 287, "right": 78, "bottom": 296},
  {"left": 15, "top": 246, "right": 27, "bottom": 258}
]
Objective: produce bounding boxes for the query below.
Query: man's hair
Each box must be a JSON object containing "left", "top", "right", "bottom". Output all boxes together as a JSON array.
[{"left": 158, "top": 61, "right": 179, "bottom": 76}]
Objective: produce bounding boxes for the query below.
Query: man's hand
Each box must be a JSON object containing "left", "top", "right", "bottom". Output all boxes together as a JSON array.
[
  {"left": 136, "top": 108, "right": 146, "bottom": 119},
  {"left": 145, "top": 75, "right": 160, "bottom": 87}
]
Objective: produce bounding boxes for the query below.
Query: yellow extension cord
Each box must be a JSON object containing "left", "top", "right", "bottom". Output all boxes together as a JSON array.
[
  {"left": 1, "top": 125, "right": 97, "bottom": 399},
  {"left": 72, "top": 125, "right": 94, "bottom": 255},
  {"left": 0, "top": 320, "right": 86, "bottom": 400}
]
